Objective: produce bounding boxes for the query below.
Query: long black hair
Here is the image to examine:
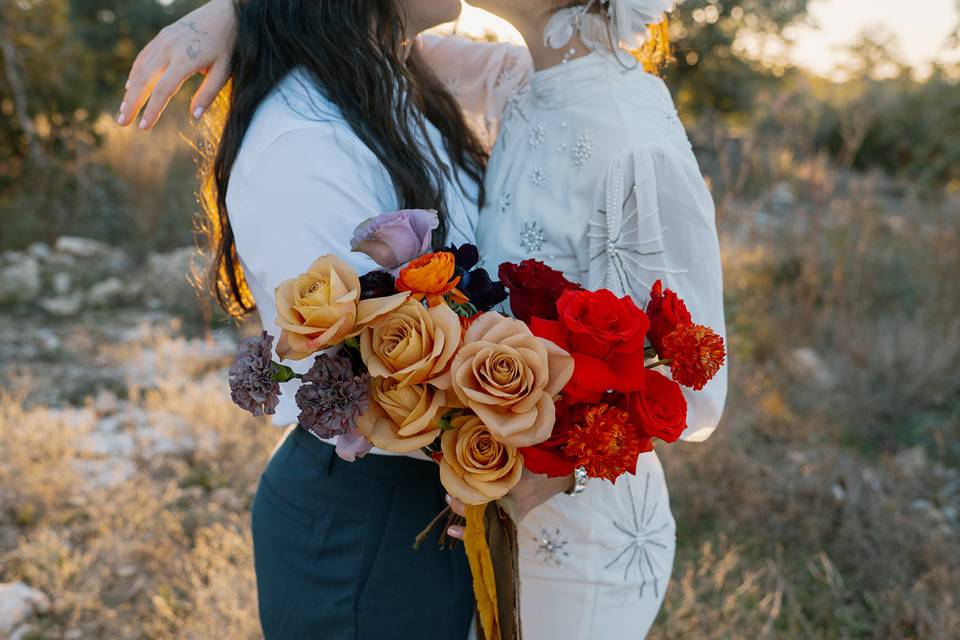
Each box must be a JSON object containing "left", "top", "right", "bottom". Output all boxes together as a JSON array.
[{"left": 200, "top": 1, "right": 488, "bottom": 317}]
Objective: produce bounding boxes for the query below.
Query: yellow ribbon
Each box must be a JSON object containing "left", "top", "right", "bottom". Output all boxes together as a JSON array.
[{"left": 464, "top": 503, "right": 501, "bottom": 640}]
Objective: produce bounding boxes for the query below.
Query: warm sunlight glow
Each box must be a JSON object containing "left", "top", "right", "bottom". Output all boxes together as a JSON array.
[{"left": 449, "top": 0, "right": 959, "bottom": 76}]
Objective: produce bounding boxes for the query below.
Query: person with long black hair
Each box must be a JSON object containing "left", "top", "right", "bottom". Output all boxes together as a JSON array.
[{"left": 119, "top": 2, "right": 489, "bottom": 638}]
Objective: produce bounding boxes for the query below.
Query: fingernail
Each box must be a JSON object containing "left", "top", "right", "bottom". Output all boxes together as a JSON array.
[
  {"left": 445, "top": 495, "right": 451, "bottom": 505},
  {"left": 117, "top": 113, "right": 126, "bottom": 125},
  {"left": 193, "top": 107, "right": 204, "bottom": 120},
  {"left": 447, "top": 527, "right": 462, "bottom": 540},
  {"left": 125, "top": 79, "right": 131, "bottom": 89},
  {"left": 139, "top": 117, "right": 149, "bottom": 130},
  {"left": 120, "top": 100, "right": 127, "bottom": 113}
]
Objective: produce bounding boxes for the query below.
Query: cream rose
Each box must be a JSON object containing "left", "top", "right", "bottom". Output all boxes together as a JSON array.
[
  {"left": 443, "top": 312, "right": 574, "bottom": 447},
  {"left": 439, "top": 415, "right": 524, "bottom": 506},
  {"left": 360, "top": 299, "right": 461, "bottom": 387},
  {"left": 275, "top": 255, "right": 409, "bottom": 360},
  {"left": 357, "top": 378, "right": 446, "bottom": 453}
]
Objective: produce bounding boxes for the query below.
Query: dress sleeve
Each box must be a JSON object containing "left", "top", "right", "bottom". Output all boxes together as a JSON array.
[
  {"left": 585, "top": 145, "right": 728, "bottom": 442},
  {"left": 229, "top": 126, "right": 385, "bottom": 309},
  {"left": 417, "top": 34, "right": 532, "bottom": 145}
]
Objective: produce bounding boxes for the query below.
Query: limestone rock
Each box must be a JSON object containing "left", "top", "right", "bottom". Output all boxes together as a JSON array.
[{"left": 0, "top": 582, "right": 50, "bottom": 634}]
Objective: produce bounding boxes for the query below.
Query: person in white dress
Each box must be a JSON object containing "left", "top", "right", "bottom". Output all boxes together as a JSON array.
[{"left": 117, "top": 1, "right": 727, "bottom": 638}]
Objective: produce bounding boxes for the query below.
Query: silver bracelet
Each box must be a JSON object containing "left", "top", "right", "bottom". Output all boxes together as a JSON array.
[{"left": 565, "top": 466, "right": 588, "bottom": 496}]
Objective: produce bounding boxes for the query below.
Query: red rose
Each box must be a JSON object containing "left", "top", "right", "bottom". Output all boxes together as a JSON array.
[
  {"left": 498, "top": 260, "right": 581, "bottom": 324},
  {"left": 646, "top": 280, "right": 692, "bottom": 355},
  {"left": 624, "top": 369, "right": 688, "bottom": 443},
  {"left": 520, "top": 401, "right": 578, "bottom": 478},
  {"left": 530, "top": 289, "right": 650, "bottom": 403},
  {"left": 556, "top": 289, "right": 649, "bottom": 359}
]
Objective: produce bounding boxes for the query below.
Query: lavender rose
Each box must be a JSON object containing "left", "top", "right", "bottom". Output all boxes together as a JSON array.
[
  {"left": 229, "top": 331, "right": 283, "bottom": 417},
  {"left": 351, "top": 209, "right": 439, "bottom": 270},
  {"left": 296, "top": 353, "right": 371, "bottom": 439}
]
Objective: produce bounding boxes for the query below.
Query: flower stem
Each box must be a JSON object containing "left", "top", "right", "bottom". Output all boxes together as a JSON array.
[
  {"left": 413, "top": 506, "right": 452, "bottom": 551},
  {"left": 646, "top": 358, "right": 673, "bottom": 369}
]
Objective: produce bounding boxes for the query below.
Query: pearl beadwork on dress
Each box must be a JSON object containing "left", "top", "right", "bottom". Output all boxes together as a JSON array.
[
  {"left": 528, "top": 122, "right": 546, "bottom": 150},
  {"left": 534, "top": 527, "right": 571, "bottom": 567},
  {"left": 530, "top": 167, "right": 546, "bottom": 187},
  {"left": 519, "top": 221, "right": 546, "bottom": 253},
  {"left": 571, "top": 131, "right": 595, "bottom": 168}
]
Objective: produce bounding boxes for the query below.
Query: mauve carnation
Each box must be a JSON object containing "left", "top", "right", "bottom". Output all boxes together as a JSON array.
[
  {"left": 228, "top": 331, "right": 281, "bottom": 417},
  {"left": 296, "top": 353, "right": 371, "bottom": 439},
  {"left": 351, "top": 209, "right": 439, "bottom": 270}
]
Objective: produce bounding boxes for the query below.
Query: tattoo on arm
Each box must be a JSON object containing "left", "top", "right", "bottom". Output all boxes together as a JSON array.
[{"left": 186, "top": 40, "right": 202, "bottom": 61}]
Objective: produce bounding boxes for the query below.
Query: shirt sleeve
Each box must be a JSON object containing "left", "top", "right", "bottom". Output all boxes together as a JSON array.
[
  {"left": 229, "top": 125, "right": 386, "bottom": 316},
  {"left": 417, "top": 34, "right": 532, "bottom": 145},
  {"left": 584, "top": 144, "right": 728, "bottom": 442}
]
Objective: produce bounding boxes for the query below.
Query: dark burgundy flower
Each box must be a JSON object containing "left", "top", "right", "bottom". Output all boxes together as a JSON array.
[
  {"left": 297, "top": 353, "right": 371, "bottom": 438},
  {"left": 498, "top": 260, "right": 582, "bottom": 324},
  {"left": 445, "top": 243, "right": 480, "bottom": 271},
  {"left": 359, "top": 270, "right": 396, "bottom": 300},
  {"left": 461, "top": 268, "right": 507, "bottom": 312},
  {"left": 228, "top": 331, "right": 281, "bottom": 417}
]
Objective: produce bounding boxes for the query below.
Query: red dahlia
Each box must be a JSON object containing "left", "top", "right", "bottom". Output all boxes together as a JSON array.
[
  {"left": 563, "top": 403, "right": 651, "bottom": 482},
  {"left": 661, "top": 323, "right": 726, "bottom": 391}
]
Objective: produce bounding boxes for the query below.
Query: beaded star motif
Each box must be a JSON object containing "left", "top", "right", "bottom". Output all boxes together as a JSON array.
[
  {"left": 519, "top": 221, "right": 546, "bottom": 253},
  {"left": 533, "top": 527, "right": 571, "bottom": 567}
]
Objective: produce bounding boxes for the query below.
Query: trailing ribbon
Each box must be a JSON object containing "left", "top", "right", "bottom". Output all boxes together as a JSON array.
[
  {"left": 464, "top": 503, "right": 522, "bottom": 640},
  {"left": 464, "top": 503, "right": 501, "bottom": 640}
]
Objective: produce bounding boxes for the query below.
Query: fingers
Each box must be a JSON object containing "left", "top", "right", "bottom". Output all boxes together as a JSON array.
[
  {"left": 190, "top": 57, "right": 230, "bottom": 120},
  {"left": 446, "top": 494, "right": 467, "bottom": 518},
  {"left": 117, "top": 47, "right": 165, "bottom": 127},
  {"left": 447, "top": 525, "right": 464, "bottom": 541},
  {"left": 138, "top": 66, "right": 191, "bottom": 130}
]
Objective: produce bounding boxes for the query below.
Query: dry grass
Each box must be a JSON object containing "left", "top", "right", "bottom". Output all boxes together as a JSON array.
[{"left": 1, "top": 158, "right": 959, "bottom": 638}]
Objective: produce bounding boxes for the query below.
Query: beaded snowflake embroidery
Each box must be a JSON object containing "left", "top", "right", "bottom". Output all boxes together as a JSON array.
[
  {"left": 519, "top": 221, "right": 546, "bottom": 253},
  {"left": 533, "top": 527, "right": 570, "bottom": 567}
]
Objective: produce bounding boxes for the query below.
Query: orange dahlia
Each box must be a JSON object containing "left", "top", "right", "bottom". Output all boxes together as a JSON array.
[
  {"left": 661, "top": 323, "right": 726, "bottom": 391},
  {"left": 563, "top": 403, "right": 651, "bottom": 482},
  {"left": 396, "top": 252, "right": 467, "bottom": 307}
]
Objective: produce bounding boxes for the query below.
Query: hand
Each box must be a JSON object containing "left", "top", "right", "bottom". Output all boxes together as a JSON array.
[
  {"left": 446, "top": 469, "right": 574, "bottom": 540},
  {"left": 117, "top": 0, "right": 237, "bottom": 130}
]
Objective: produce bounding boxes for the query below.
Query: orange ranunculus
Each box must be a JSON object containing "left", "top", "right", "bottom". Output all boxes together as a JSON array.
[
  {"left": 275, "top": 255, "right": 410, "bottom": 360},
  {"left": 356, "top": 378, "right": 446, "bottom": 453},
  {"left": 439, "top": 414, "right": 524, "bottom": 505},
  {"left": 661, "top": 323, "right": 726, "bottom": 391},
  {"left": 395, "top": 252, "right": 467, "bottom": 307},
  {"left": 562, "top": 403, "right": 652, "bottom": 482},
  {"left": 442, "top": 312, "right": 575, "bottom": 448}
]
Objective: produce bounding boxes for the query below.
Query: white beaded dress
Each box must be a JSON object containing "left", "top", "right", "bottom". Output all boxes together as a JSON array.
[{"left": 421, "top": 33, "right": 727, "bottom": 639}]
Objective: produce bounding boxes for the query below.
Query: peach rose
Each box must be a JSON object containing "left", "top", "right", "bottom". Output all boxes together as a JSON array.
[
  {"left": 275, "top": 255, "right": 409, "bottom": 360},
  {"left": 360, "top": 299, "right": 461, "bottom": 387},
  {"left": 443, "top": 312, "right": 574, "bottom": 447},
  {"left": 439, "top": 414, "right": 524, "bottom": 505},
  {"left": 357, "top": 378, "right": 446, "bottom": 453}
]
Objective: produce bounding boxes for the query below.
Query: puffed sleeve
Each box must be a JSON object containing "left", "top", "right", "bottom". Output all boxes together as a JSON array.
[
  {"left": 228, "top": 125, "right": 385, "bottom": 303},
  {"left": 584, "top": 145, "right": 728, "bottom": 442},
  {"left": 417, "top": 34, "right": 532, "bottom": 145}
]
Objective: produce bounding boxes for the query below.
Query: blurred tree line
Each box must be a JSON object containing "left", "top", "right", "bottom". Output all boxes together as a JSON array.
[{"left": 1, "top": 0, "right": 958, "bottom": 251}]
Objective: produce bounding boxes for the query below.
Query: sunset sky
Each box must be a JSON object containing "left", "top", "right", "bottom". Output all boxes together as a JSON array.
[{"left": 456, "top": 0, "right": 959, "bottom": 77}]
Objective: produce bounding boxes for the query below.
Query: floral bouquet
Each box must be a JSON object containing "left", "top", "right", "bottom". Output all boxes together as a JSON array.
[{"left": 227, "top": 209, "right": 725, "bottom": 640}]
